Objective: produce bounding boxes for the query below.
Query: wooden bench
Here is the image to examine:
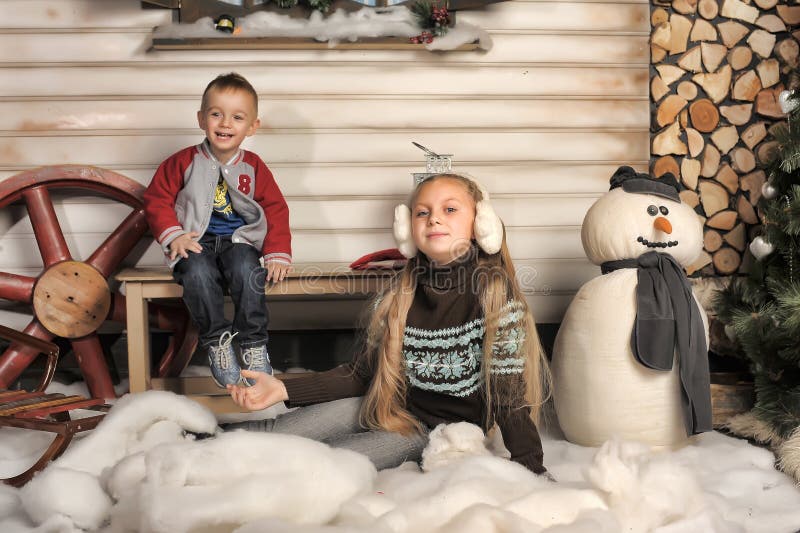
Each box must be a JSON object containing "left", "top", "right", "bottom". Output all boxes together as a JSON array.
[
  {"left": 0, "top": 324, "right": 110, "bottom": 487},
  {"left": 116, "top": 264, "right": 394, "bottom": 413}
]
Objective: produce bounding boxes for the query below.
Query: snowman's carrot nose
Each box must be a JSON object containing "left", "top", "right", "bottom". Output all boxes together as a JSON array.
[{"left": 654, "top": 216, "right": 672, "bottom": 234}]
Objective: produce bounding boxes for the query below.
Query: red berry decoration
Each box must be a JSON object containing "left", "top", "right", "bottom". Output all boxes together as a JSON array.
[{"left": 411, "top": 0, "right": 451, "bottom": 40}]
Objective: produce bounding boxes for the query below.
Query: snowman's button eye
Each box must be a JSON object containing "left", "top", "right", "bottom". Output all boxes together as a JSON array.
[
  {"left": 647, "top": 205, "right": 658, "bottom": 216},
  {"left": 660, "top": 206, "right": 669, "bottom": 215}
]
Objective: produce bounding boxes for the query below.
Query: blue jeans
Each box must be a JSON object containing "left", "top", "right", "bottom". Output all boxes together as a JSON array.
[
  {"left": 172, "top": 233, "right": 268, "bottom": 348},
  {"left": 223, "top": 397, "right": 430, "bottom": 470}
]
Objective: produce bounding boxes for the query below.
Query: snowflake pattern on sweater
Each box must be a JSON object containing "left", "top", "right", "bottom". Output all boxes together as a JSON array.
[{"left": 403, "top": 300, "right": 526, "bottom": 397}]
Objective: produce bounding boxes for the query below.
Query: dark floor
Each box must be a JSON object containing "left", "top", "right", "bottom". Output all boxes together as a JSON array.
[
  {"left": 5, "top": 324, "right": 560, "bottom": 389},
  {"left": 5, "top": 323, "right": 747, "bottom": 389}
]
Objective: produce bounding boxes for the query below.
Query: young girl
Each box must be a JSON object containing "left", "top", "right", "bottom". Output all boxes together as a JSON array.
[{"left": 225, "top": 174, "right": 551, "bottom": 474}]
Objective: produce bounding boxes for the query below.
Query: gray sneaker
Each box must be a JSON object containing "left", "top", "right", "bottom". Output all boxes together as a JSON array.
[
  {"left": 207, "top": 331, "right": 242, "bottom": 387},
  {"left": 241, "top": 344, "right": 272, "bottom": 386}
]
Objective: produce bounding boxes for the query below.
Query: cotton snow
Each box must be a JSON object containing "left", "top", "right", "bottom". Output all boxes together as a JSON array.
[
  {"left": 1, "top": 390, "right": 799, "bottom": 532},
  {"left": 152, "top": 7, "right": 492, "bottom": 50}
]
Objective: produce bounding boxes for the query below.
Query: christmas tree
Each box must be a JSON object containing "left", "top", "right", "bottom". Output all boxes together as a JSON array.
[{"left": 714, "top": 77, "right": 800, "bottom": 479}]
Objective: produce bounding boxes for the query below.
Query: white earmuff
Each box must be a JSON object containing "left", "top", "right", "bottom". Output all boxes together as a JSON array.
[
  {"left": 472, "top": 182, "right": 504, "bottom": 254},
  {"left": 393, "top": 204, "right": 417, "bottom": 258},
  {"left": 392, "top": 176, "right": 504, "bottom": 258}
]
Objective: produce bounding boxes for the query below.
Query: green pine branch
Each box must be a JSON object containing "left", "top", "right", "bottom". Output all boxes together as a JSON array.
[
  {"left": 410, "top": 0, "right": 434, "bottom": 24},
  {"left": 784, "top": 186, "right": 800, "bottom": 235},
  {"left": 774, "top": 281, "right": 800, "bottom": 333},
  {"left": 713, "top": 77, "right": 800, "bottom": 440},
  {"left": 753, "top": 374, "right": 800, "bottom": 438},
  {"left": 782, "top": 151, "right": 800, "bottom": 174}
]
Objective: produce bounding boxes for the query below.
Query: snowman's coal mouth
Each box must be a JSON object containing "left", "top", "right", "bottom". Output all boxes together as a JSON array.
[{"left": 637, "top": 237, "right": 678, "bottom": 248}]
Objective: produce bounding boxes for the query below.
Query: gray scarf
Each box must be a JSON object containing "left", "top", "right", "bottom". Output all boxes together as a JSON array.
[{"left": 601, "top": 251, "right": 712, "bottom": 436}]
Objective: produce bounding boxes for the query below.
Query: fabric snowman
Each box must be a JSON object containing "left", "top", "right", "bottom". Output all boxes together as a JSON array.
[{"left": 552, "top": 166, "right": 712, "bottom": 448}]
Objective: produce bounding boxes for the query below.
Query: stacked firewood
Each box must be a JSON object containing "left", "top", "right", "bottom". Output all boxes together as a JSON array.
[{"left": 650, "top": 0, "right": 799, "bottom": 276}]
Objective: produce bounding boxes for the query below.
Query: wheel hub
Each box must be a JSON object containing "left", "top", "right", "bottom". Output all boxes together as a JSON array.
[{"left": 33, "top": 261, "right": 111, "bottom": 339}]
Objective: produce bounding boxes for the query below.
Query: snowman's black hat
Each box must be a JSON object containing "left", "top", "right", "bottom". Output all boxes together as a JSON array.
[{"left": 609, "top": 166, "right": 681, "bottom": 203}]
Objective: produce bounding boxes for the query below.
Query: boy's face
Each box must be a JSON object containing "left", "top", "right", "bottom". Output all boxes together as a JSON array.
[{"left": 197, "top": 87, "right": 260, "bottom": 163}]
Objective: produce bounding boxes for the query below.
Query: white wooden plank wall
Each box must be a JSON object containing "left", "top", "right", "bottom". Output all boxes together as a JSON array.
[{"left": 0, "top": 0, "right": 649, "bottom": 329}]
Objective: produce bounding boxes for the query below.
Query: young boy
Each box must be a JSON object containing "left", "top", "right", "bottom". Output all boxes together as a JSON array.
[{"left": 143, "top": 73, "right": 291, "bottom": 387}]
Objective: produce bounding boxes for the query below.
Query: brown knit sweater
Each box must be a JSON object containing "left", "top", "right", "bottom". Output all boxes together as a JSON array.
[{"left": 281, "top": 251, "right": 545, "bottom": 474}]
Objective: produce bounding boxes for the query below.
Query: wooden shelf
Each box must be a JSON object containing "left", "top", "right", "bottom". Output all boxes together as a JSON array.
[{"left": 151, "top": 37, "right": 480, "bottom": 50}]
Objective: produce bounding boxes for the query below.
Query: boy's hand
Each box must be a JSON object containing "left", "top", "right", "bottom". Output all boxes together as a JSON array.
[
  {"left": 227, "top": 370, "right": 288, "bottom": 411},
  {"left": 265, "top": 261, "right": 290, "bottom": 283},
  {"left": 169, "top": 232, "right": 202, "bottom": 260}
]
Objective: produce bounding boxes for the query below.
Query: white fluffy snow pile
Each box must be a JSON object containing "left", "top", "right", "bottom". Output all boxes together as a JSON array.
[
  {"left": 1, "top": 391, "right": 799, "bottom": 533},
  {"left": 152, "top": 7, "right": 492, "bottom": 50}
]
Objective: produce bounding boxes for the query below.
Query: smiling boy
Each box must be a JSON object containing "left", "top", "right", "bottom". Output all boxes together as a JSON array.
[{"left": 143, "top": 73, "right": 291, "bottom": 387}]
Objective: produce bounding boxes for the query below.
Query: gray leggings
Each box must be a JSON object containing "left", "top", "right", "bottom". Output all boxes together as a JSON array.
[{"left": 223, "top": 397, "right": 429, "bottom": 470}]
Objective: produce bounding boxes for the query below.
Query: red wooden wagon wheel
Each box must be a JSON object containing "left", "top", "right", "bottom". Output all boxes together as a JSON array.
[{"left": 0, "top": 166, "right": 198, "bottom": 398}]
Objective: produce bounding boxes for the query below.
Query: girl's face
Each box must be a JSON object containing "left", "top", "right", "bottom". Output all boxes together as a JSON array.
[{"left": 411, "top": 178, "right": 477, "bottom": 265}]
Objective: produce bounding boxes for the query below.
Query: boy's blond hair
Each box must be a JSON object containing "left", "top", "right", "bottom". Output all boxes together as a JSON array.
[{"left": 201, "top": 72, "right": 259, "bottom": 113}]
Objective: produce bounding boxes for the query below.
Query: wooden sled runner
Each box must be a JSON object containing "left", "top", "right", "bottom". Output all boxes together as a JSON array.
[{"left": 0, "top": 324, "right": 110, "bottom": 487}]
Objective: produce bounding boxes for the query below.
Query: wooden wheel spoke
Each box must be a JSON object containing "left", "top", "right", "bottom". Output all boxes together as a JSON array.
[
  {"left": 104, "top": 294, "right": 198, "bottom": 378},
  {"left": 22, "top": 187, "right": 71, "bottom": 267},
  {"left": 70, "top": 334, "right": 115, "bottom": 399},
  {"left": 106, "top": 293, "right": 192, "bottom": 331},
  {"left": 0, "top": 320, "right": 54, "bottom": 388},
  {"left": 4, "top": 433, "right": 73, "bottom": 487},
  {"left": 156, "top": 321, "right": 198, "bottom": 378},
  {"left": 105, "top": 292, "right": 127, "bottom": 323},
  {"left": 149, "top": 302, "right": 192, "bottom": 330},
  {"left": 87, "top": 208, "right": 148, "bottom": 279},
  {"left": 0, "top": 272, "right": 36, "bottom": 303}
]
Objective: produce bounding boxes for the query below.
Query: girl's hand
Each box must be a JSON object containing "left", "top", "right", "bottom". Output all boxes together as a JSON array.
[
  {"left": 265, "top": 261, "right": 290, "bottom": 283},
  {"left": 227, "top": 370, "right": 288, "bottom": 411},
  {"left": 168, "top": 232, "right": 202, "bottom": 260}
]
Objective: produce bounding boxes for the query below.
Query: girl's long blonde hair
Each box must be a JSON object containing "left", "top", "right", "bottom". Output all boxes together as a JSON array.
[{"left": 359, "top": 174, "right": 551, "bottom": 435}]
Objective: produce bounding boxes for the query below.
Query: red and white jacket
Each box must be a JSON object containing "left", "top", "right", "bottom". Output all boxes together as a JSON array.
[{"left": 143, "top": 141, "right": 291, "bottom": 268}]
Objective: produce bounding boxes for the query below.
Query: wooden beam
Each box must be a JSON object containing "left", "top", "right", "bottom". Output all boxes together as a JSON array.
[
  {"left": 152, "top": 37, "right": 480, "bottom": 50},
  {"left": 141, "top": 0, "right": 181, "bottom": 7},
  {"left": 142, "top": 0, "right": 506, "bottom": 23}
]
